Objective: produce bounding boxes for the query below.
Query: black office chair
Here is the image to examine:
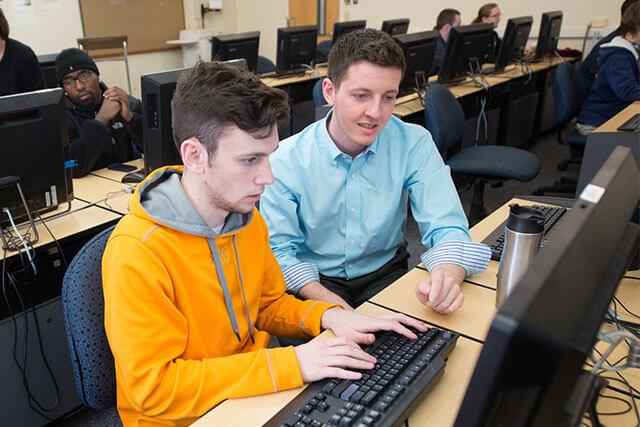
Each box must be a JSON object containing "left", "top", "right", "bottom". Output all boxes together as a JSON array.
[
  {"left": 425, "top": 84, "right": 541, "bottom": 225},
  {"left": 534, "top": 62, "right": 588, "bottom": 195},
  {"left": 256, "top": 55, "right": 276, "bottom": 75}
]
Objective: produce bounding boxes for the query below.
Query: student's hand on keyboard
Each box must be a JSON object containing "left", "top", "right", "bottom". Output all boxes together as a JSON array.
[
  {"left": 320, "top": 307, "right": 428, "bottom": 345},
  {"left": 294, "top": 336, "right": 376, "bottom": 383},
  {"left": 415, "top": 264, "right": 465, "bottom": 314}
]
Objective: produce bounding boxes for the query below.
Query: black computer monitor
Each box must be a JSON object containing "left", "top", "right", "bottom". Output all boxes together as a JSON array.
[
  {"left": 438, "top": 23, "right": 495, "bottom": 84},
  {"left": 393, "top": 31, "right": 438, "bottom": 97},
  {"left": 455, "top": 146, "right": 640, "bottom": 426},
  {"left": 211, "top": 31, "right": 260, "bottom": 73},
  {"left": 0, "top": 88, "right": 74, "bottom": 227},
  {"left": 534, "top": 11, "right": 563, "bottom": 61},
  {"left": 37, "top": 53, "right": 59, "bottom": 89},
  {"left": 494, "top": 16, "right": 533, "bottom": 71},
  {"left": 381, "top": 18, "right": 410, "bottom": 36},
  {"left": 276, "top": 25, "right": 318, "bottom": 76},
  {"left": 332, "top": 20, "right": 367, "bottom": 44}
]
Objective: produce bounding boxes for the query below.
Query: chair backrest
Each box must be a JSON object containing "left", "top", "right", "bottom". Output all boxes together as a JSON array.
[
  {"left": 256, "top": 55, "right": 276, "bottom": 75},
  {"left": 424, "top": 83, "right": 465, "bottom": 153},
  {"left": 316, "top": 40, "right": 333, "bottom": 63},
  {"left": 61, "top": 225, "right": 116, "bottom": 410},
  {"left": 553, "top": 62, "right": 587, "bottom": 126},
  {"left": 312, "top": 78, "right": 327, "bottom": 107}
]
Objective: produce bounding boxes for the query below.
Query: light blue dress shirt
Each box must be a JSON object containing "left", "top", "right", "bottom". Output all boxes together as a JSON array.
[{"left": 261, "top": 113, "right": 490, "bottom": 293}]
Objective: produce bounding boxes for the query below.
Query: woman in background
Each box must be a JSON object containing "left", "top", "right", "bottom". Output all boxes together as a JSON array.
[{"left": 472, "top": 3, "right": 502, "bottom": 59}]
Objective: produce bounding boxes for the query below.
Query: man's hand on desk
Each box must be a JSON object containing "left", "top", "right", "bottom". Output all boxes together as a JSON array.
[
  {"left": 294, "top": 308, "right": 428, "bottom": 383},
  {"left": 415, "top": 264, "right": 466, "bottom": 314},
  {"left": 298, "top": 281, "right": 353, "bottom": 310}
]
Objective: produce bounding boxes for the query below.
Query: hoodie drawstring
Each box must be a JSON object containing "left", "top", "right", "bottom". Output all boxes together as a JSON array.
[{"left": 232, "top": 236, "right": 255, "bottom": 344}]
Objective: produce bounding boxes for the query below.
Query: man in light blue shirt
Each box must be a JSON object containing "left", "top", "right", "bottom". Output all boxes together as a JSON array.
[{"left": 261, "top": 29, "right": 490, "bottom": 310}]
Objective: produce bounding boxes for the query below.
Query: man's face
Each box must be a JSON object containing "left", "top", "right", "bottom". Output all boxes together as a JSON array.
[
  {"left": 323, "top": 61, "right": 402, "bottom": 156},
  {"left": 62, "top": 69, "right": 102, "bottom": 108},
  {"left": 201, "top": 125, "right": 277, "bottom": 215},
  {"left": 442, "top": 14, "right": 462, "bottom": 42}
]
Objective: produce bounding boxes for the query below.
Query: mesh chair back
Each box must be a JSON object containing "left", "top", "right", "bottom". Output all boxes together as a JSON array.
[
  {"left": 257, "top": 55, "right": 276, "bottom": 75},
  {"left": 424, "top": 83, "right": 465, "bottom": 153},
  {"left": 553, "top": 62, "right": 587, "bottom": 126},
  {"left": 61, "top": 225, "right": 116, "bottom": 409}
]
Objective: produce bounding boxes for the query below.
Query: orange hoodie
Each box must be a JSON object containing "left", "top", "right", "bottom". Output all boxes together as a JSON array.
[{"left": 102, "top": 166, "right": 337, "bottom": 426}]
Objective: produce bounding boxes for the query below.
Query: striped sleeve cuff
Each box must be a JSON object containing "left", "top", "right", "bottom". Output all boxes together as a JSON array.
[
  {"left": 421, "top": 241, "right": 491, "bottom": 276},
  {"left": 282, "top": 262, "right": 320, "bottom": 294}
]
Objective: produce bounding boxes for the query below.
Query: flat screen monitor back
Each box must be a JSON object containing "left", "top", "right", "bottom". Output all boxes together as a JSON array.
[
  {"left": 332, "top": 20, "right": 366, "bottom": 44},
  {"left": 0, "top": 88, "right": 73, "bottom": 226},
  {"left": 381, "top": 19, "right": 409, "bottom": 36},
  {"left": 438, "top": 23, "right": 495, "bottom": 84},
  {"left": 455, "top": 146, "right": 640, "bottom": 426},
  {"left": 393, "top": 31, "right": 438, "bottom": 96},
  {"left": 276, "top": 26, "right": 318, "bottom": 75},
  {"left": 534, "top": 11, "right": 563, "bottom": 61},
  {"left": 141, "top": 68, "right": 187, "bottom": 174},
  {"left": 494, "top": 16, "right": 533, "bottom": 71},
  {"left": 211, "top": 31, "right": 260, "bottom": 73}
]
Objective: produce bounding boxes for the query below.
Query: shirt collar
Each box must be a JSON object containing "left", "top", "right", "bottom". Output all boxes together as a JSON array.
[{"left": 318, "top": 110, "right": 380, "bottom": 162}]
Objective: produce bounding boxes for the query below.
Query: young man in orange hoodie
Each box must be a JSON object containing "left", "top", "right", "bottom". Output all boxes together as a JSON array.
[{"left": 102, "top": 62, "right": 425, "bottom": 426}]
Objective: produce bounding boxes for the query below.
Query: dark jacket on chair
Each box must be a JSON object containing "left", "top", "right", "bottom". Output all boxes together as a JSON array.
[
  {"left": 65, "top": 82, "right": 143, "bottom": 177},
  {"left": 578, "top": 36, "right": 640, "bottom": 127}
]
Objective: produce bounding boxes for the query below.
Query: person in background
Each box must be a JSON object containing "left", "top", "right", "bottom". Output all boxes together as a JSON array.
[
  {"left": 102, "top": 61, "right": 427, "bottom": 426},
  {"left": 54, "top": 47, "right": 143, "bottom": 177},
  {"left": 0, "top": 8, "right": 44, "bottom": 96},
  {"left": 580, "top": 0, "right": 640, "bottom": 90},
  {"left": 261, "top": 29, "right": 490, "bottom": 311},
  {"left": 472, "top": 3, "right": 502, "bottom": 59},
  {"left": 431, "top": 8, "right": 462, "bottom": 75},
  {"left": 577, "top": 3, "right": 640, "bottom": 134}
]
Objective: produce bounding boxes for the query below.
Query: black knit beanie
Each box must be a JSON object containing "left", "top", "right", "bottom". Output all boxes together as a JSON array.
[{"left": 54, "top": 48, "right": 100, "bottom": 85}]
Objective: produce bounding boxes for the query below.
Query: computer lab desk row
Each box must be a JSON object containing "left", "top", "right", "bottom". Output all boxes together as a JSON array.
[{"left": 191, "top": 196, "right": 639, "bottom": 427}]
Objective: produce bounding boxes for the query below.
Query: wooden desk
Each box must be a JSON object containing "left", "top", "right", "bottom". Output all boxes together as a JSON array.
[
  {"left": 369, "top": 268, "right": 496, "bottom": 342},
  {"left": 261, "top": 67, "right": 327, "bottom": 88},
  {"left": 594, "top": 101, "right": 640, "bottom": 133},
  {"left": 73, "top": 174, "right": 134, "bottom": 215},
  {"left": 193, "top": 302, "right": 483, "bottom": 427},
  {"left": 89, "top": 158, "right": 145, "bottom": 182}
]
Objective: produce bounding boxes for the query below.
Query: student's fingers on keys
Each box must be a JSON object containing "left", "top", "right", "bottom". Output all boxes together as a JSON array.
[
  {"left": 328, "top": 343, "right": 376, "bottom": 363},
  {"left": 330, "top": 355, "right": 375, "bottom": 371},
  {"left": 386, "top": 312, "right": 428, "bottom": 331},
  {"left": 325, "top": 367, "right": 362, "bottom": 381}
]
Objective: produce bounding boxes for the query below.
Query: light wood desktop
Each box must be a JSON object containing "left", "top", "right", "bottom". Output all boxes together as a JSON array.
[
  {"left": 261, "top": 67, "right": 328, "bottom": 88},
  {"left": 73, "top": 174, "right": 134, "bottom": 215},
  {"left": 193, "top": 302, "right": 483, "bottom": 427},
  {"left": 594, "top": 101, "right": 640, "bottom": 133}
]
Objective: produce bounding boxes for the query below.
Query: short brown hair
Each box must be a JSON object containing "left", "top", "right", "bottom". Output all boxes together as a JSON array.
[
  {"left": 171, "top": 61, "right": 290, "bottom": 159},
  {"left": 471, "top": 3, "right": 499, "bottom": 24},
  {"left": 620, "top": 2, "right": 640, "bottom": 35},
  {"left": 327, "top": 28, "right": 405, "bottom": 88},
  {"left": 0, "top": 8, "right": 9, "bottom": 40},
  {"left": 436, "top": 9, "right": 461, "bottom": 30}
]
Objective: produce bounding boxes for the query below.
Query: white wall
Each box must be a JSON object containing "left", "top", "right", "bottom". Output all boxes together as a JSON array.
[{"left": 3, "top": 0, "right": 623, "bottom": 97}]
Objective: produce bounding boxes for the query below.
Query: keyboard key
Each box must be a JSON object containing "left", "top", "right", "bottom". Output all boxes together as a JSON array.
[
  {"left": 329, "top": 414, "right": 342, "bottom": 425},
  {"left": 317, "top": 401, "right": 329, "bottom": 412},
  {"left": 347, "top": 410, "right": 359, "bottom": 418},
  {"left": 374, "top": 401, "right": 389, "bottom": 412},
  {"left": 361, "top": 390, "right": 378, "bottom": 406},
  {"left": 340, "top": 383, "right": 360, "bottom": 401},
  {"left": 351, "top": 391, "right": 365, "bottom": 403},
  {"left": 339, "top": 417, "right": 353, "bottom": 426},
  {"left": 322, "top": 381, "right": 338, "bottom": 394}
]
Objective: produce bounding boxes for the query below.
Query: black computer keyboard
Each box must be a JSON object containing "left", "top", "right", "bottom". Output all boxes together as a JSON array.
[
  {"left": 264, "top": 327, "right": 458, "bottom": 427},
  {"left": 483, "top": 204, "right": 567, "bottom": 261},
  {"left": 617, "top": 113, "right": 640, "bottom": 132}
]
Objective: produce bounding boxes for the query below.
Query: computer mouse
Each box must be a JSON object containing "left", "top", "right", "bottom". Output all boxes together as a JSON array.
[{"left": 121, "top": 171, "right": 146, "bottom": 184}]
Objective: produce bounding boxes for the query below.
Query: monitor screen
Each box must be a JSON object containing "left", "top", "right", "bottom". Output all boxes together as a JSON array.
[
  {"left": 381, "top": 19, "right": 410, "bottom": 36},
  {"left": 534, "top": 11, "right": 563, "bottom": 60},
  {"left": 393, "top": 31, "right": 438, "bottom": 97},
  {"left": 0, "top": 88, "right": 73, "bottom": 227},
  {"left": 455, "top": 146, "right": 640, "bottom": 426},
  {"left": 276, "top": 25, "right": 318, "bottom": 75},
  {"left": 494, "top": 16, "right": 533, "bottom": 71},
  {"left": 211, "top": 31, "right": 260, "bottom": 73},
  {"left": 438, "top": 23, "right": 495, "bottom": 84},
  {"left": 332, "top": 20, "right": 367, "bottom": 44}
]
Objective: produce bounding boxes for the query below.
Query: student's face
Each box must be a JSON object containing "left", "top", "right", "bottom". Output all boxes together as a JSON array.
[
  {"left": 201, "top": 125, "right": 277, "bottom": 215},
  {"left": 323, "top": 61, "right": 402, "bottom": 157},
  {"left": 62, "top": 69, "right": 102, "bottom": 108},
  {"left": 484, "top": 6, "right": 501, "bottom": 28},
  {"left": 443, "top": 14, "right": 462, "bottom": 41}
]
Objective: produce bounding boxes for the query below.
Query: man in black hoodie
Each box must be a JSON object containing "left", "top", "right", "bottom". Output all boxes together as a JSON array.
[{"left": 55, "top": 48, "right": 143, "bottom": 177}]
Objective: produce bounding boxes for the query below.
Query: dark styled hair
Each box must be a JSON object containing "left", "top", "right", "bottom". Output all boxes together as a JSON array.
[
  {"left": 0, "top": 8, "right": 9, "bottom": 41},
  {"left": 171, "top": 61, "right": 290, "bottom": 159},
  {"left": 436, "top": 8, "right": 461, "bottom": 30},
  {"left": 622, "top": 0, "right": 640, "bottom": 16},
  {"left": 327, "top": 28, "right": 405, "bottom": 88},
  {"left": 620, "top": 2, "right": 640, "bottom": 35},
  {"left": 471, "top": 3, "right": 499, "bottom": 24}
]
